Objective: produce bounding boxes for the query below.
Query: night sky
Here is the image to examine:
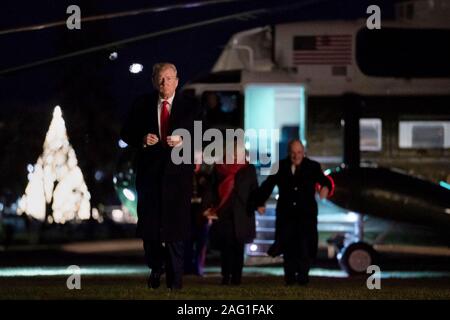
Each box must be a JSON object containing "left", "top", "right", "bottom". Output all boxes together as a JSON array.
[{"left": 0, "top": 0, "right": 395, "bottom": 207}]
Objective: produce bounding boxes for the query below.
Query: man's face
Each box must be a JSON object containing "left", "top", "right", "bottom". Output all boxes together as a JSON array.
[
  {"left": 154, "top": 67, "right": 178, "bottom": 99},
  {"left": 206, "top": 93, "right": 219, "bottom": 109},
  {"left": 289, "top": 141, "right": 305, "bottom": 166}
]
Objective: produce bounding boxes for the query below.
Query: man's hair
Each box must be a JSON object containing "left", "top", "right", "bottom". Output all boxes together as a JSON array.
[
  {"left": 152, "top": 62, "right": 178, "bottom": 79},
  {"left": 287, "top": 139, "right": 304, "bottom": 153}
]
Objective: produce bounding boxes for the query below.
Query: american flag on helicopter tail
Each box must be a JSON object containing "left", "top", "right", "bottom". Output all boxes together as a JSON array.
[{"left": 293, "top": 34, "right": 353, "bottom": 65}]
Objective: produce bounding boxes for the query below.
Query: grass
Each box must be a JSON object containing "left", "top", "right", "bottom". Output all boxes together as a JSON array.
[{"left": 1, "top": 275, "right": 450, "bottom": 300}]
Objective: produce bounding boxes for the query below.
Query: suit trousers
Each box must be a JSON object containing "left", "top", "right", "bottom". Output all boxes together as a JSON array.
[
  {"left": 143, "top": 239, "right": 185, "bottom": 289},
  {"left": 219, "top": 240, "right": 245, "bottom": 284},
  {"left": 282, "top": 222, "right": 318, "bottom": 284}
]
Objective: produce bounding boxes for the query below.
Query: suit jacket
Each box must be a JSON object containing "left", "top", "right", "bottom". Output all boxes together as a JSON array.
[{"left": 120, "top": 91, "right": 199, "bottom": 241}]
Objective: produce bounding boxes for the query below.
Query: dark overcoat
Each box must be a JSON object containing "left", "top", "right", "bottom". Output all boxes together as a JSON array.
[
  {"left": 121, "top": 91, "right": 198, "bottom": 241},
  {"left": 257, "top": 158, "right": 332, "bottom": 257},
  {"left": 207, "top": 164, "right": 259, "bottom": 246}
]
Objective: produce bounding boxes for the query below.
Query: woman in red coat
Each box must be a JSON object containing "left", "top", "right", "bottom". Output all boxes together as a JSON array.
[{"left": 204, "top": 142, "right": 260, "bottom": 285}]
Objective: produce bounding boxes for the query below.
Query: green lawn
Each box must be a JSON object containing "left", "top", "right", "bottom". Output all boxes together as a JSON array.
[{"left": 1, "top": 275, "right": 450, "bottom": 300}]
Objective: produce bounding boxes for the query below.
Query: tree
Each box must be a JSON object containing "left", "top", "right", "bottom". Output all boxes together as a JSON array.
[{"left": 17, "top": 106, "right": 91, "bottom": 224}]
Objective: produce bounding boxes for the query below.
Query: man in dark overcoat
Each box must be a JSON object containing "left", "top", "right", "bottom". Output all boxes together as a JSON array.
[
  {"left": 257, "top": 139, "right": 332, "bottom": 285},
  {"left": 121, "top": 62, "right": 197, "bottom": 290}
]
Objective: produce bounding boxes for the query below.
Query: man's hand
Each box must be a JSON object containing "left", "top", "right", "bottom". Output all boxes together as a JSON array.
[
  {"left": 167, "top": 135, "right": 182, "bottom": 147},
  {"left": 203, "top": 208, "right": 218, "bottom": 225},
  {"left": 257, "top": 206, "right": 266, "bottom": 215},
  {"left": 143, "top": 133, "right": 159, "bottom": 147},
  {"left": 203, "top": 208, "right": 218, "bottom": 219},
  {"left": 319, "top": 186, "right": 329, "bottom": 200}
]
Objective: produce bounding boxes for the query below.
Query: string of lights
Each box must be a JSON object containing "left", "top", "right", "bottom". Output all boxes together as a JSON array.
[
  {"left": 0, "top": 0, "right": 328, "bottom": 75},
  {"left": 0, "top": 0, "right": 248, "bottom": 36}
]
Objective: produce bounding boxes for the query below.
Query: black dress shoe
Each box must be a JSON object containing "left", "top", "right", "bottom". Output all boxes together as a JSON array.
[
  {"left": 221, "top": 276, "right": 230, "bottom": 285},
  {"left": 230, "top": 276, "right": 241, "bottom": 286},
  {"left": 297, "top": 276, "right": 309, "bottom": 286},
  {"left": 147, "top": 272, "right": 161, "bottom": 289},
  {"left": 285, "top": 280, "right": 296, "bottom": 286},
  {"left": 284, "top": 274, "right": 296, "bottom": 286},
  {"left": 168, "top": 285, "right": 182, "bottom": 292}
]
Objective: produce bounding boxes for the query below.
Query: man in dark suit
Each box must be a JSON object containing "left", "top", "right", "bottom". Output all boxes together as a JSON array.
[
  {"left": 257, "top": 139, "right": 332, "bottom": 286},
  {"left": 121, "top": 62, "right": 197, "bottom": 290}
]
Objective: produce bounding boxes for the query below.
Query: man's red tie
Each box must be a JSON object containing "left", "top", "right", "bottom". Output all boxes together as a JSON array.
[{"left": 160, "top": 100, "right": 170, "bottom": 146}]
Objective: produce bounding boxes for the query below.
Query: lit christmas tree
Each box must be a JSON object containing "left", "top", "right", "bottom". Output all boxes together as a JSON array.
[{"left": 17, "top": 106, "right": 91, "bottom": 224}]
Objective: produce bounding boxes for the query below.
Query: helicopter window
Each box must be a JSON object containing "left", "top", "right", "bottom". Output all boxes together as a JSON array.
[
  {"left": 360, "top": 118, "right": 382, "bottom": 151},
  {"left": 356, "top": 28, "right": 450, "bottom": 78},
  {"left": 201, "top": 91, "right": 241, "bottom": 129},
  {"left": 399, "top": 121, "right": 450, "bottom": 149}
]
